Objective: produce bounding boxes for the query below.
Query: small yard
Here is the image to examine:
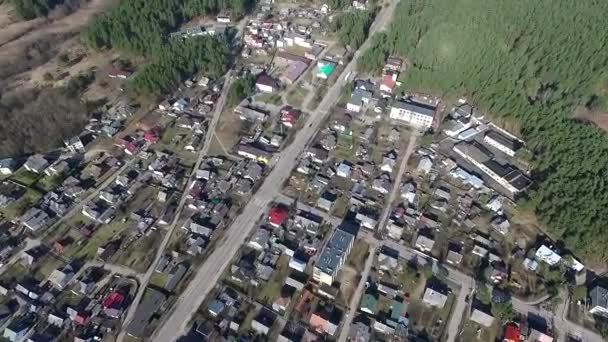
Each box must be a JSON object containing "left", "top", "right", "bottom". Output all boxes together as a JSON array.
[
  {"left": 458, "top": 320, "right": 500, "bottom": 342},
  {"left": 347, "top": 239, "right": 370, "bottom": 273},
  {"left": 11, "top": 168, "right": 41, "bottom": 186},
  {"left": 256, "top": 254, "right": 290, "bottom": 305},
  {"left": 286, "top": 87, "right": 309, "bottom": 108},
  {"left": 408, "top": 294, "right": 455, "bottom": 340},
  {"left": 256, "top": 93, "right": 283, "bottom": 105},
  {"left": 0, "top": 187, "right": 43, "bottom": 219}
]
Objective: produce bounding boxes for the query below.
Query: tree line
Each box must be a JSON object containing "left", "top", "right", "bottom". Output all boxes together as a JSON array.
[
  {"left": 12, "top": 0, "right": 62, "bottom": 19},
  {"left": 363, "top": 0, "right": 608, "bottom": 263}
]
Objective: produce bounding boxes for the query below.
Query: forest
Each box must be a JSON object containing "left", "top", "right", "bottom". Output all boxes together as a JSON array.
[
  {"left": 332, "top": 10, "right": 375, "bottom": 50},
  {"left": 12, "top": 0, "right": 63, "bottom": 19},
  {"left": 130, "top": 36, "right": 230, "bottom": 96},
  {"left": 368, "top": 0, "right": 608, "bottom": 263},
  {"left": 82, "top": 0, "right": 251, "bottom": 55},
  {"left": 0, "top": 87, "right": 90, "bottom": 157}
]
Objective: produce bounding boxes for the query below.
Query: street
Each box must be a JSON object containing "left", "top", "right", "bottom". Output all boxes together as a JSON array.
[{"left": 151, "top": 2, "right": 400, "bottom": 340}]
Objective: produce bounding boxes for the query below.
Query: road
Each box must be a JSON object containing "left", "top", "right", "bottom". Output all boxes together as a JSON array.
[
  {"left": 152, "top": 2, "right": 401, "bottom": 340},
  {"left": 338, "top": 131, "right": 419, "bottom": 342},
  {"left": 116, "top": 72, "right": 234, "bottom": 342}
]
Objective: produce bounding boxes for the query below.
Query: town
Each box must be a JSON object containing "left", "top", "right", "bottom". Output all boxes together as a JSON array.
[{"left": 0, "top": 0, "right": 604, "bottom": 342}]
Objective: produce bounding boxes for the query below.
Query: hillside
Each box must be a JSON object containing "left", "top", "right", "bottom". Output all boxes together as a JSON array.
[{"left": 371, "top": 0, "right": 608, "bottom": 263}]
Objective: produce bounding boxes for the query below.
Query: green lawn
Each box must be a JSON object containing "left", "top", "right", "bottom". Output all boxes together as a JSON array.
[
  {"left": 0, "top": 188, "right": 43, "bottom": 219},
  {"left": 68, "top": 219, "right": 131, "bottom": 260},
  {"left": 286, "top": 87, "right": 308, "bottom": 108},
  {"left": 11, "top": 168, "right": 41, "bottom": 186},
  {"left": 0, "top": 263, "right": 28, "bottom": 283},
  {"left": 33, "top": 256, "right": 64, "bottom": 281},
  {"left": 256, "top": 254, "right": 291, "bottom": 304},
  {"left": 150, "top": 271, "right": 168, "bottom": 289},
  {"left": 37, "top": 174, "right": 63, "bottom": 192},
  {"left": 256, "top": 93, "right": 282, "bottom": 105},
  {"left": 331, "top": 194, "right": 350, "bottom": 218}
]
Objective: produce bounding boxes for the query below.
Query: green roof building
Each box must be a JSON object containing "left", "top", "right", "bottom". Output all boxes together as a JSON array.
[
  {"left": 317, "top": 60, "right": 336, "bottom": 79},
  {"left": 360, "top": 293, "right": 378, "bottom": 315}
]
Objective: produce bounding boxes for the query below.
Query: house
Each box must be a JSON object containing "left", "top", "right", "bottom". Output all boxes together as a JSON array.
[
  {"left": 348, "top": 322, "right": 371, "bottom": 341},
  {"left": 268, "top": 206, "right": 289, "bottom": 228},
  {"left": 355, "top": 211, "right": 378, "bottom": 230},
  {"left": 281, "top": 107, "right": 301, "bottom": 128},
  {"left": 360, "top": 293, "right": 378, "bottom": 314},
  {"left": 207, "top": 300, "right": 225, "bottom": 317},
  {"left": 589, "top": 285, "right": 608, "bottom": 316},
  {"left": 446, "top": 249, "right": 463, "bottom": 265},
  {"left": 251, "top": 309, "right": 276, "bottom": 335},
  {"left": 3, "top": 315, "right": 34, "bottom": 342},
  {"left": 294, "top": 211, "right": 322, "bottom": 234},
  {"left": 535, "top": 245, "right": 562, "bottom": 266},
  {"left": 385, "top": 57, "right": 403, "bottom": 72},
  {"left": 272, "top": 285, "right": 295, "bottom": 313},
  {"left": 503, "top": 324, "right": 521, "bottom": 342},
  {"left": 108, "top": 67, "right": 132, "bottom": 79},
  {"left": 0, "top": 159, "right": 16, "bottom": 175},
  {"left": 470, "top": 307, "right": 494, "bottom": 327},
  {"left": 281, "top": 60, "right": 308, "bottom": 84},
  {"left": 316, "top": 60, "right": 336, "bottom": 80},
  {"left": 415, "top": 235, "right": 435, "bottom": 253},
  {"left": 126, "top": 289, "right": 166, "bottom": 339},
  {"left": 48, "top": 266, "right": 75, "bottom": 290},
  {"left": 346, "top": 90, "right": 372, "bottom": 113},
  {"left": 256, "top": 74, "right": 278, "bottom": 93},
  {"left": 21, "top": 208, "right": 50, "bottom": 232},
  {"left": 289, "top": 250, "right": 309, "bottom": 272},
  {"left": 23, "top": 154, "right": 49, "bottom": 174},
  {"left": 337, "top": 161, "right": 352, "bottom": 178},
  {"left": 380, "top": 73, "right": 398, "bottom": 93},
  {"left": 309, "top": 304, "right": 342, "bottom": 336},
  {"left": 313, "top": 228, "right": 355, "bottom": 285},
  {"left": 386, "top": 220, "right": 405, "bottom": 240},
  {"left": 317, "top": 191, "right": 337, "bottom": 212},
  {"left": 279, "top": 321, "right": 306, "bottom": 342},
  {"left": 237, "top": 144, "right": 272, "bottom": 164},
  {"left": 248, "top": 228, "right": 271, "bottom": 251},
  {"left": 389, "top": 100, "right": 435, "bottom": 128},
  {"left": 217, "top": 15, "right": 231, "bottom": 23},
  {"left": 484, "top": 130, "right": 522, "bottom": 157},
  {"left": 235, "top": 105, "right": 267, "bottom": 122},
  {"left": 422, "top": 287, "right": 448, "bottom": 308},
  {"left": 417, "top": 156, "right": 433, "bottom": 174}
]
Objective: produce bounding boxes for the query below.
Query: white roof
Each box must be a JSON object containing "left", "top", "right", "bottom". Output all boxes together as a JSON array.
[{"left": 535, "top": 245, "right": 562, "bottom": 266}]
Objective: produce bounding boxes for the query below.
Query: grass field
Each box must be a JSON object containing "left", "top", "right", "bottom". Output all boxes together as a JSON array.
[{"left": 11, "top": 168, "right": 41, "bottom": 186}]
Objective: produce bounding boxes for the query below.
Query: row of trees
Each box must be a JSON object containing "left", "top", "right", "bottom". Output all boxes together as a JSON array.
[
  {"left": 129, "top": 36, "right": 230, "bottom": 96},
  {"left": 82, "top": 0, "right": 251, "bottom": 55},
  {"left": 366, "top": 0, "right": 608, "bottom": 262}
]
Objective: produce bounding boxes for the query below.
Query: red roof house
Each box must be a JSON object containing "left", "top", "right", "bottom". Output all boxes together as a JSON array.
[
  {"left": 102, "top": 291, "right": 125, "bottom": 310},
  {"left": 281, "top": 107, "right": 301, "bottom": 128},
  {"left": 74, "top": 313, "right": 88, "bottom": 325},
  {"left": 144, "top": 127, "right": 161, "bottom": 144},
  {"left": 268, "top": 207, "right": 289, "bottom": 227},
  {"left": 380, "top": 73, "right": 397, "bottom": 93},
  {"left": 503, "top": 324, "right": 521, "bottom": 342}
]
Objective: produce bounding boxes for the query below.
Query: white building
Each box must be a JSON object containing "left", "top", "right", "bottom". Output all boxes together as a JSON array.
[
  {"left": 389, "top": 100, "right": 435, "bottom": 128},
  {"left": 535, "top": 245, "right": 562, "bottom": 266},
  {"left": 484, "top": 130, "right": 522, "bottom": 157},
  {"left": 313, "top": 229, "right": 354, "bottom": 285}
]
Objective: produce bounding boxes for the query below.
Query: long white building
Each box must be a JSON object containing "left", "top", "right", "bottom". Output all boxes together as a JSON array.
[{"left": 389, "top": 100, "right": 436, "bottom": 128}]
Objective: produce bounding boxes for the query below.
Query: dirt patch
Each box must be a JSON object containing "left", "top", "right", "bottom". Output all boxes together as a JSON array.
[
  {"left": 573, "top": 106, "right": 608, "bottom": 132},
  {"left": 0, "top": 0, "right": 116, "bottom": 92}
]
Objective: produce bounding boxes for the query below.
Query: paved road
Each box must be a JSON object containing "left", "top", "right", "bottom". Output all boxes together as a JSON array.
[
  {"left": 116, "top": 72, "right": 234, "bottom": 342},
  {"left": 152, "top": 3, "right": 401, "bottom": 339}
]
